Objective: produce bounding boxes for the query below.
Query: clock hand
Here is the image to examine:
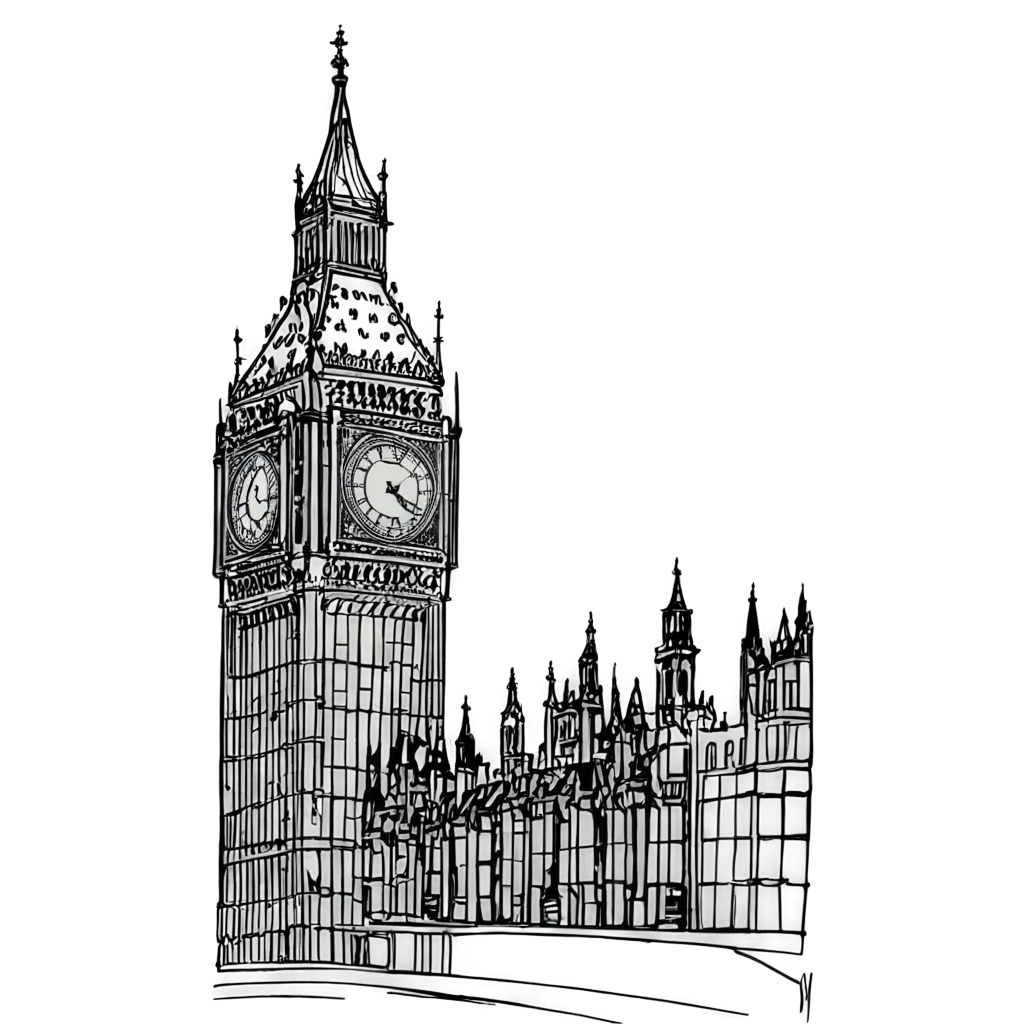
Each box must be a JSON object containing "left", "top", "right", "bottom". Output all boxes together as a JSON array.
[{"left": 385, "top": 480, "right": 419, "bottom": 515}]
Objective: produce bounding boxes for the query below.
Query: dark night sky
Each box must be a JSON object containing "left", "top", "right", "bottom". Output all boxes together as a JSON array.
[{"left": 2, "top": 9, "right": 1024, "bottom": 1024}]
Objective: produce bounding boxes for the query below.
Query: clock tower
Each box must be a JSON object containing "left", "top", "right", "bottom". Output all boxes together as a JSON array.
[{"left": 213, "top": 28, "right": 460, "bottom": 967}]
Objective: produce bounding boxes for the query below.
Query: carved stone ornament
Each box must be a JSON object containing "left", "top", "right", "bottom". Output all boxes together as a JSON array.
[
  {"left": 342, "top": 413, "right": 442, "bottom": 438},
  {"left": 222, "top": 389, "right": 290, "bottom": 442},
  {"left": 315, "top": 557, "right": 443, "bottom": 597},
  {"left": 313, "top": 272, "right": 438, "bottom": 385},
  {"left": 334, "top": 540, "right": 446, "bottom": 563},
  {"left": 329, "top": 379, "right": 442, "bottom": 422},
  {"left": 225, "top": 561, "right": 295, "bottom": 602},
  {"left": 232, "top": 280, "right": 323, "bottom": 399}
]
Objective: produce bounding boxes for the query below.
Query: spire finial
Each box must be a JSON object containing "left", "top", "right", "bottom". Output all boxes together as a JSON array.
[
  {"left": 744, "top": 582, "right": 761, "bottom": 648},
  {"left": 294, "top": 163, "right": 303, "bottom": 194},
  {"left": 581, "top": 614, "right": 598, "bottom": 655},
  {"left": 377, "top": 158, "right": 391, "bottom": 232},
  {"left": 232, "top": 328, "right": 243, "bottom": 388},
  {"left": 503, "top": 667, "right": 521, "bottom": 715},
  {"left": 671, "top": 557, "right": 688, "bottom": 602},
  {"left": 434, "top": 301, "right": 444, "bottom": 372},
  {"left": 330, "top": 25, "right": 349, "bottom": 80},
  {"left": 453, "top": 371, "right": 461, "bottom": 432}
]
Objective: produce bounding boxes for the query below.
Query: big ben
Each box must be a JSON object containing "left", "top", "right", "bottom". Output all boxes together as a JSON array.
[{"left": 212, "top": 28, "right": 460, "bottom": 967}]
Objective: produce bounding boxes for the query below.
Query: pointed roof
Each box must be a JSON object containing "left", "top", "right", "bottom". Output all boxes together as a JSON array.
[
  {"left": 455, "top": 696, "right": 480, "bottom": 770},
  {"left": 502, "top": 667, "right": 524, "bottom": 718},
  {"left": 609, "top": 665, "right": 623, "bottom": 724},
  {"left": 667, "top": 557, "right": 684, "bottom": 602},
  {"left": 544, "top": 659, "right": 561, "bottom": 708},
  {"left": 581, "top": 614, "right": 598, "bottom": 655},
  {"left": 301, "top": 26, "right": 378, "bottom": 213},
  {"left": 624, "top": 677, "right": 646, "bottom": 732},
  {"left": 794, "top": 583, "right": 813, "bottom": 634},
  {"left": 776, "top": 608, "right": 792, "bottom": 646},
  {"left": 744, "top": 583, "right": 761, "bottom": 648},
  {"left": 232, "top": 29, "right": 440, "bottom": 399}
]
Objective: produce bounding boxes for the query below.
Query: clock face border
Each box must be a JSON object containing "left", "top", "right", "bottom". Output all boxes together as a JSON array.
[
  {"left": 227, "top": 450, "right": 281, "bottom": 554},
  {"left": 341, "top": 434, "right": 440, "bottom": 544}
]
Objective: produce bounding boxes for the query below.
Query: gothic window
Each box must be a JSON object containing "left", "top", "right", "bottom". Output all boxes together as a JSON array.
[
  {"left": 706, "top": 745, "right": 717, "bottom": 771},
  {"left": 724, "top": 740, "right": 735, "bottom": 768},
  {"left": 456, "top": 831, "right": 468, "bottom": 897},
  {"left": 784, "top": 679, "right": 799, "bottom": 709},
  {"left": 569, "top": 806, "right": 598, "bottom": 929},
  {"left": 220, "top": 602, "right": 296, "bottom": 962},
  {"left": 753, "top": 770, "right": 806, "bottom": 937},
  {"left": 479, "top": 827, "right": 495, "bottom": 925},
  {"left": 668, "top": 743, "right": 687, "bottom": 776},
  {"left": 532, "top": 811, "right": 548, "bottom": 925}
]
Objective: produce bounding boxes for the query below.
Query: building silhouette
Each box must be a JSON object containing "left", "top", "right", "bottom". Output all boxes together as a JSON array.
[
  {"left": 213, "top": 28, "right": 813, "bottom": 972},
  {"left": 363, "top": 568, "right": 813, "bottom": 936},
  {"left": 213, "top": 28, "right": 460, "bottom": 968}
]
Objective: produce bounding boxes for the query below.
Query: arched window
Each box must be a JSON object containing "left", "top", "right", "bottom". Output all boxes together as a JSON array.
[
  {"left": 705, "top": 745, "right": 717, "bottom": 771},
  {"left": 724, "top": 740, "right": 735, "bottom": 768}
]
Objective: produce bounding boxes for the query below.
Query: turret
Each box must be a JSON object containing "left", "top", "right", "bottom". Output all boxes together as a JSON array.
[
  {"left": 455, "top": 696, "right": 482, "bottom": 799},
  {"left": 655, "top": 559, "right": 700, "bottom": 726},
  {"left": 578, "top": 613, "right": 604, "bottom": 762},
  {"left": 542, "top": 661, "right": 558, "bottom": 769},
  {"left": 500, "top": 668, "right": 529, "bottom": 779}
]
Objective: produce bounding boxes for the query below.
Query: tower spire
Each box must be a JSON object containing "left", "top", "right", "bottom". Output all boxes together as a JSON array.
[
  {"left": 293, "top": 163, "right": 303, "bottom": 224},
  {"left": 503, "top": 666, "right": 521, "bottom": 714},
  {"left": 292, "top": 29, "right": 387, "bottom": 282},
  {"left": 744, "top": 583, "right": 761, "bottom": 648},
  {"left": 432, "top": 299, "right": 448, "bottom": 364},
  {"left": 578, "top": 611, "right": 599, "bottom": 700},
  {"left": 232, "top": 328, "right": 243, "bottom": 389}
]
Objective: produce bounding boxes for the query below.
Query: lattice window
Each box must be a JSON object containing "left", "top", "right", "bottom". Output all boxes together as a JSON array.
[
  {"left": 216, "top": 602, "right": 296, "bottom": 970},
  {"left": 696, "top": 770, "right": 761, "bottom": 929},
  {"left": 479, "top": 819, "right": 495, "bottom": 925},
  {"left": 753, "top": 765, "right": 806, "bottom": 933},
  {"left": 598, "top": 806, "right": 630, "bottom": 929},
  {"left": 325, "top": 598, "right": 425, "bottom": 847}
]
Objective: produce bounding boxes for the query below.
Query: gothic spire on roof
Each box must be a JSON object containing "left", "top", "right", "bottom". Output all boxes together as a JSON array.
[
  {"left": 749, "top": 577, "right": 765, "bottom": 638},
  {"left": 503, "top": 667, "right": 523, "bottom": 717},
  {"left": 624, "top": 677, "right": 646, "bottom": 731},
  {"left": 231, "top": 328, "right": 243, "bottom": 390},
  {"left": 455, "top": 696, "right": 479, "bottom": 770},
  {"left": 544, "top": 661, "right": 558, "bottom": 707},
  {"left": 434, "top": 301, "right": 444, "bottom": 374},
  {"left": 665, "top": 557, "right": 688, "bottom": 611},
  {"left": 795, "top": 583, "right": 813, "bottom": 634},
  {"left": 580, "top": 611, "right": 598, "bottom": 663},
  {"left": 661, "top": 557, "right": 696, "bottom": 649},
  {"left": 301, "top": 25, "right": 378, "bottom": 215},
  {"left": 579, "top": 611, "right": 600, "bottom": 701},
  {"left": 292, "top": 29, "right": 387, "bottom": 284},
  {"left": 609, "top": 664, "right": 623, "bottom": 724}
]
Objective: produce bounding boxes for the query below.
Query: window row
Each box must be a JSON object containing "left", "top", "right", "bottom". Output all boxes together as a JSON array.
[
  {"left": 702, "top": 794, "right": 809, "bottom": 839},
  {"left": 701, "top": 837, "right": 809, "bottom": 884},
  {"left": 698, "top": 880, "right": 806, "bottom": 931}
]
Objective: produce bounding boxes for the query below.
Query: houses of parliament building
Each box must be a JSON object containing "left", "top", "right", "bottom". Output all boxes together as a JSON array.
[{"left": 361, "top": 573, "right": 813, "bottom": 945}]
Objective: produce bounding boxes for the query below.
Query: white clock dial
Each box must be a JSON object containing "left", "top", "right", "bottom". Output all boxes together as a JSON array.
[
  {"left": 229, "top": 452, "right": 280, "bottom": 551},
  {"left": 343, "top": 437, "right": 437, "bottom": 541}
]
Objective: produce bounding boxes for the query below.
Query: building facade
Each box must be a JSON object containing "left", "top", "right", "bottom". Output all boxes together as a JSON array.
[
  {"left": 213, "top": 29, "right": 460, "bottom": 967},
  {"left": 363, "top": 565, "right": 813, "bottom": 936}
]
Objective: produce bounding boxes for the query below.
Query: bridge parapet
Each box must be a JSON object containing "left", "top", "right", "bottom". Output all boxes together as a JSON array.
[{"left": 211, "top": 925, "right": 811, "bottom": 1019}]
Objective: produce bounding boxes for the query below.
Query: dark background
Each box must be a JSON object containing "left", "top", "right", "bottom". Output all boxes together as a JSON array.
[{"left": 3, "top": 3, "right": 1020, "bottom": 1021}]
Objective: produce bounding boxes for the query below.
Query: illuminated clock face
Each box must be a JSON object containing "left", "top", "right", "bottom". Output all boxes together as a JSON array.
[
  {"left": 344, "top": 437, "right": 438, "bottom": 541},
  {"left": 229, "top": 451, "right": 280, "bottom": 551}
]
